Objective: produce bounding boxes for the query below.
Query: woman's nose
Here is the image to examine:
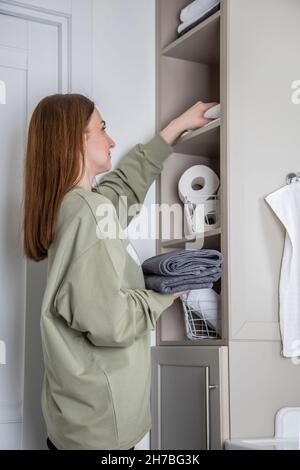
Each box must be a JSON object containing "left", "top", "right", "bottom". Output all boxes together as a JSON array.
[{"left": 109, "top": 136, "right": 116, "bottom": 148}]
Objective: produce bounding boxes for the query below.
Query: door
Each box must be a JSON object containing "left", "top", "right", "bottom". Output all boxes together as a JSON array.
[
  {"left": 151, "top": 346, "right": 229, "bottom": 450},
  {"left": 0, "top": 0, "right": 92, "bottom": 449}
]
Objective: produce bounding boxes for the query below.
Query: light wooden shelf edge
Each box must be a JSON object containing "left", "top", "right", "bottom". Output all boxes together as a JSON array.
[
  {"left": 157, "top": 339, "right": 226, "bottom": 347},
  {"left": 175, "top": 118, "right": 221, "bottom": 147},
  {"left": 161, "top": 228, "right": 221, "bottom": 248}
]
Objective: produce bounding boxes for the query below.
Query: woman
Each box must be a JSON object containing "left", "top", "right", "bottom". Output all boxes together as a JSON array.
[{"left": 23, "top": 94, "right": 216, "bottom": 450}]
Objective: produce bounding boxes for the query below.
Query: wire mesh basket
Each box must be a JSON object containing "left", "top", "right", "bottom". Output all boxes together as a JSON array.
[
  {"left": 181, "top": 295, "right": 221, "bottom": 340},
  {"left": 182, "top": 194, "right": 220, "bottom": 237}
]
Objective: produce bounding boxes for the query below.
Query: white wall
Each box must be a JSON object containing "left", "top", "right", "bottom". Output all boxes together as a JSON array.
[{"left": 92, "top": 0, "right": 156, "bottom": 450}]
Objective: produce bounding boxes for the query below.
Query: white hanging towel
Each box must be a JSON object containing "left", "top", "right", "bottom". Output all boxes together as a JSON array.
[{"left": 265, "top": 183, "right": 300, "bottom": 357}]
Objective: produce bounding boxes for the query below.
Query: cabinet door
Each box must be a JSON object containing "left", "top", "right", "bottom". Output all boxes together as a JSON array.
[{"left": 150, "top": 346, "right": 229, "bottom": 450}]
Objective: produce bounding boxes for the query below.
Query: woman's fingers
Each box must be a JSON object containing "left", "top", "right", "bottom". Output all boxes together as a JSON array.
[
  {"left": 160, "top": 101, "right": 220, "bottom": 145},
  {"left": 201, "top": 101, "right": 219, "bottom": 112},
  {"left": 177, "top": 101, "right": 219, "bottom": 132},
  {"left": 173, "top": 290, "right": 190, "bottom": 299}
]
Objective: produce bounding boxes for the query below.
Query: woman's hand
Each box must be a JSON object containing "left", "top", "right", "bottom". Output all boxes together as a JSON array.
[
  {"left": 160, "top": 101, "right": 218, "bottom": 145},
  {"left": 172, "top": 290, "right": 190, "bottom": 299},
  {"left": 176, "top": 100, "right": 219, "bottom": 132}
]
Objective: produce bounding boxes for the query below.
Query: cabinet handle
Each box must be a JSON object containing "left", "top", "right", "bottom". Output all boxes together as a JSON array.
[
  {"left": 205, "top": 369, "right": 218, "bottom": 450},
  {"left": 205, "top": 368, "right": 210, "bottom": 450}
]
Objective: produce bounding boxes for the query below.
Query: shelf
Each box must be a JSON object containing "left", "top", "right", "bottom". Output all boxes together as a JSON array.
[
  {"left": 161, "top": 228, "right": 221, "bottom": 248},
  {"left": 157, "top": 339, "right": 226, "bottom": 347},
  {"left": 174, "top": 119, "right": 220, "bottom": 157},
  {"left": 162, "top": 11, "right": 220, "bottom": 65},
  {"left": 178, "top": 118, "right": 220, "bottom": 143}
]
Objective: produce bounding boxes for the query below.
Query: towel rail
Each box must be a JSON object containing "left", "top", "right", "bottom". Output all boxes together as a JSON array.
[{"left": 286, "top": 173, "right": 300, "bottom": 185}]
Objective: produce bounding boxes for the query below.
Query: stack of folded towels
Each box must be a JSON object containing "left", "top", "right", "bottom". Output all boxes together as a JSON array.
[
  {"left": 177, "top": 0, "right": 221, "bottom": 37},
  {"left": 142, "top": 249, "right": 223, "bottom": 294}
]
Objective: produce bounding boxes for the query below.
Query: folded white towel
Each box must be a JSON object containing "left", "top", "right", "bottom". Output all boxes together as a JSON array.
[
  {"left": 178, "top": 4, "right": 219, "bottom": 34},
  {"left": 179, "top": 0, "right": 220, "bottom": 31}
]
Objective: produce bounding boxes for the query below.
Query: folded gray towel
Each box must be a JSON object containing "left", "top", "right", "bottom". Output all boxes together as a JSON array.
[
  {"left": 142, "top": 249, "right": 223, "bottom": 276},
  {"left": 144, "top": 269, "right": 222, "bottom": 294},
  {"left": 142, "top": 249, "right": 223, "bottom": 294}
]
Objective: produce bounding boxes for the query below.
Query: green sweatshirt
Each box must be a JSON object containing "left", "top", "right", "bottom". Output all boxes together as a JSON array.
[{"left": 40, "top": 133, "right": 175, "bottom": 450}]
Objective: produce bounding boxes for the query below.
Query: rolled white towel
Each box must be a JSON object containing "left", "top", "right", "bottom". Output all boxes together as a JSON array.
[
  {"left": 181, "top": 288, "right": 221, "bottom": 334},
  {"left": 180, "top": 0, "right": 220, "bottom": 24},
  {"left": 204, "top": 103, "right": 220, "bottom": 119}
]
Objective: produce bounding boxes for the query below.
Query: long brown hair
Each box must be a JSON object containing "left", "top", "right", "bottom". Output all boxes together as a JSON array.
[{"left": 22, "top": 93, "right": 95, "bottom": 262}]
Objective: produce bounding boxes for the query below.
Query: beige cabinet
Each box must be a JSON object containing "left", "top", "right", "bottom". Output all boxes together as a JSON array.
[
  {"left": 152, "top": 0, "right": 300, "bottom": 449},
  {"left": 155, "top": 0, "right": 227, "bottom": 347}
]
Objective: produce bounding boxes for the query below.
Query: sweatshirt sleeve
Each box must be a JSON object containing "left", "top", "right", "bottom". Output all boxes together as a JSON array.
[
  {"left": 53, "top": 237, "right": 175, "bottom": 348},
  {"left": 92, "top": 133, "right": 173, "bottom": 229}
]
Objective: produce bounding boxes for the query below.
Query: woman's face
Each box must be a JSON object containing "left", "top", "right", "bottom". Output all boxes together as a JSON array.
[{"left": 84, "top": 108, "right": 116, "bottom": 175}]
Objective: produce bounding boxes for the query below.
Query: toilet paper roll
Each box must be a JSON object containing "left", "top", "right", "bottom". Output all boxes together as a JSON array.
[{"left": 178, "top": 165, "right": 220, "bottom": 204}]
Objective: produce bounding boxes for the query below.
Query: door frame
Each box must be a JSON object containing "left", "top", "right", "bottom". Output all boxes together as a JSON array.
[
  {"left": 0, "top": 0, "right": 93, "bottom": 95},
  {"left": 0, "top": 0, "right": 70, "bottom": 91}
]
